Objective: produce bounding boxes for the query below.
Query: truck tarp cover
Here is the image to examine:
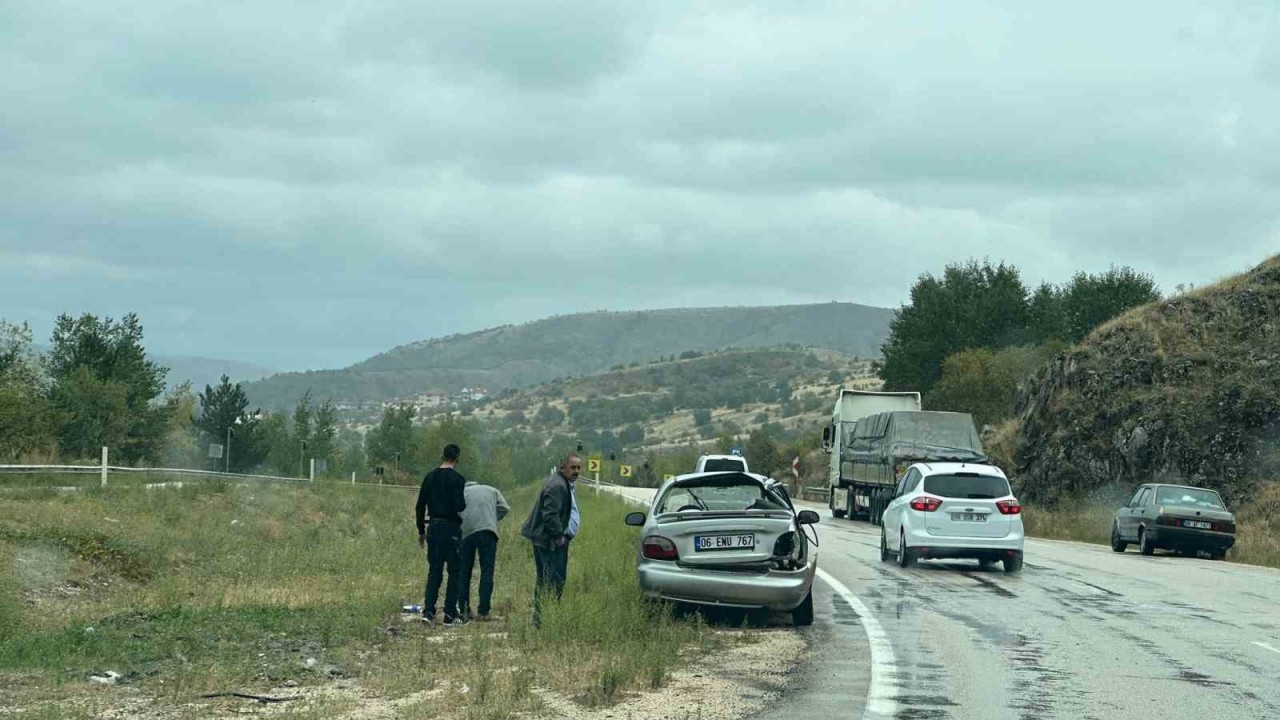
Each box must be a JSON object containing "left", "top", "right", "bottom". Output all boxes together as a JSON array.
[{"left": 850, "top": 411, "right": 985, "bottom": 462}]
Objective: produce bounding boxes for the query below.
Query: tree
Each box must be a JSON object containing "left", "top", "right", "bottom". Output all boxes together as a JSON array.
[
  {"left": 48, "top": 313, "right": 170, "bottom": 463},
  {"left": 292, "top": 392, "right": 313, "bottom": 477},
  {"left": 195, "top": 375, "right": 265, "bottom": 472},
  {"left": 311, "top": 399, "right": 338, "bottom": 469},
  {"left": 1059, "top": 267, "right": 1160, "bottom": 344},
  {"left": 928, "top": 345, "right": 1063, "bottom": 428},
  {"left": 691, "top": 408, "right": 712, "bottom": 427},
  {"left": 879, "top": 260, "right": 1030, "bottom": 394},
  {"left": 0, "top": 321, "right": 55, "bottom": 460},
  {"left": 745, "top": 425, "right": 783, "bottom": 476},
  {"left": 366, "top": 404, "right": 417, "bottom": 477}
]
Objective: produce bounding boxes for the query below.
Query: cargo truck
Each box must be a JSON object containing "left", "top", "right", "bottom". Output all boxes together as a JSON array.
[{"left": 822, "top": 389, "right": 987, "bottom": 524}]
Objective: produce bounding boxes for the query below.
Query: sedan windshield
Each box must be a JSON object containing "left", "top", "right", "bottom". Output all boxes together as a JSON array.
[
  {"left": 658, "top": 479, "right": 787, "bottom": 513},
  {"left": 1156, "top": 487, "right": 1225, "bottom": 510},
  {"left": 922, "top": 474, "right": 1011, "bottom": 499}
]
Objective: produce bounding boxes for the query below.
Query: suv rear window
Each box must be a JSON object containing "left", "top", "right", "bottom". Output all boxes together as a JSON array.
[
  {"left": 703, "top": 458, "right": 746, "bottom": 472},
  {"left": 922, "top": 474, "right": 1010, "bottom": 499}
]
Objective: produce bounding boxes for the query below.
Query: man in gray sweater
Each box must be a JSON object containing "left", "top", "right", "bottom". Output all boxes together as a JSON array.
[{"left": 458, "top": 480, "right": 510, "bottom": 620}]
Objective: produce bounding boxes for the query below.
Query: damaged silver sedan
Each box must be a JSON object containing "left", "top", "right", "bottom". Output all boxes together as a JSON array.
[{"left": 624, "top": 471, "right": 819, "bottom": 625}]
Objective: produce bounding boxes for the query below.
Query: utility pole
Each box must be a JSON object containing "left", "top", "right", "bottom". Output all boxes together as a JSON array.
[
  {"left": 225, "top": 425, "right": 233, "bottom": 474},
  {"left": 299, "top": 440, "right": 308, "bottom": 479}
]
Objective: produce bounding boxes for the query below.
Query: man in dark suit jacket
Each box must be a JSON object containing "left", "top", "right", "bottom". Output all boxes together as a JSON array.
[{"left": 520, "top": 454, "right": 580, "bottom": 624}]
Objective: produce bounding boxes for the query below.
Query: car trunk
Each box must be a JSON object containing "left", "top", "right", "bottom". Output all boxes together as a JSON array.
[
  {"left": 1158, "top": 507, "right": 1234, "bottom": 531},
  {"left": 655, "top": 512, "right": 795, "bottom": 568},
  {"left": 925, "top": 498, "right": 1014, "bottom": 539},
  {"left": 920, "top": 473, "right": 1015, "bottom": 539}
]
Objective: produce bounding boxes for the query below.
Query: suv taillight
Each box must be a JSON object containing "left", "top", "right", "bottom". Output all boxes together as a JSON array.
[
  {"left": 642, "top": 536, "right": 678, "bottom": 560},
  {"left": 996, "top": 499, "right": 1021, "bottom": 515},
  {"left": 909, "top": 496, "right": 942, "bottom": 512}
]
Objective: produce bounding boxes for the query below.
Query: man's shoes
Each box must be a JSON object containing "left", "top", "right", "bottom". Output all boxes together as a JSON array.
[
  {"left": 442, "top": 615, "right": 470, "bottom": 626},
  {"left": 421, "top": 614, "right": 435, "bottom": 625}
]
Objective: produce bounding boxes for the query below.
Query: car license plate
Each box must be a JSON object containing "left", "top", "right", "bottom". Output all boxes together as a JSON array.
[
  {"left": 694, "top": 534, "right": 755, "bottom": 551},
  {"left": 1184, "top": 520, "right": 1212, "bottom": 529},
  {"left": 951, "top": 512, "right": 987, "bottom": 523}
]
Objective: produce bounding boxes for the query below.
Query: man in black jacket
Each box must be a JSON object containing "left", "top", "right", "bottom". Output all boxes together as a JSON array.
[
  {"left": 415, "top": 443, "right": 467, "bottom": 625},
  {"left": 520, "top": 454, "right": 580, "bottom": 625}
]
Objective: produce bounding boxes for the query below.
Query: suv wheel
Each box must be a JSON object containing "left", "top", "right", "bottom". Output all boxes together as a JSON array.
[
  {"left": 879, "top": 529, "right": 891, "bottom": 563},
  {"left": 897, "top": 530, "right": 916, "bottom": 568},
  {"left": 1110, "top": 523, "right": 1128, "bottom": 553},
  {"left": 1003, "top": 553, "right": 1023, "bottom": 574},
  {"left": 1139, "top": 528, "right": 1155, "bottom": 556}
]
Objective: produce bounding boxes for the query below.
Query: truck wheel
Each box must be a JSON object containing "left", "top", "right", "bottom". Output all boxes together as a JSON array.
[{"left": 870, "top": 492, "right": 882, "bottom": 526}]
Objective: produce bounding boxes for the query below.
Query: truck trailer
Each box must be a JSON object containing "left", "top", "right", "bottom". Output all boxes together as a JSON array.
[{"left": 822, "top": 389, "right": 987, "bottom": 524}]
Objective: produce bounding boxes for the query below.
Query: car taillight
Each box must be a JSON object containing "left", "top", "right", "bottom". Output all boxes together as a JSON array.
[
  {"left": 642, "top": 536, "right": 678, "bottom": 560},
  {"left": 996, "top": 499, "right": 1021, "bottom": 515},
  {"left": 909, "top": 496, "right": 942, "bottom": 512},
  {"left": 1156, "top": 515, "right": 1179, "bottom": 526},
  {"left": 1214, "top": 521, "right": 1236, "bottom": 534}
]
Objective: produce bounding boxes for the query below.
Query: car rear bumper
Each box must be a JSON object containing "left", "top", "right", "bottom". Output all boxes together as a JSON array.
[
  {"left": 1147, "top": 526, "right": 1235, "bottom": 552},
  {"left": 905, "top": 524, "right": 1024, "bottom": 557},
  {"left": 637, "top": 560, "right": 816, "bottom": 611}
]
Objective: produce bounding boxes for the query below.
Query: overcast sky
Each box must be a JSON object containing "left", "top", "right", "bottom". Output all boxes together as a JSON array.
[{"left": 2, "top": 1, "right": 1277, "bottom": 370}]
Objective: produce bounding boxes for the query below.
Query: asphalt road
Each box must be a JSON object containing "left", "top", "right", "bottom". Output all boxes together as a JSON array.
[{"left": 599, "top": 485, "right": 1280, "bottom": 720}]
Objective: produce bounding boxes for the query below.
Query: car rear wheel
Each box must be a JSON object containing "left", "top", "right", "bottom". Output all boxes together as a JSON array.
[
  {"left": 897, "top": 530, "right": 916, "bottom": 568},
  {"left": 880, "top": 529, "right": 891, "bottom": 563},
  {"left": 1139, "top": 528, "right": 1155, "bottom": 556},
  {"left": 1003, "top": 553, "right": 1023, "bottom": 574},
  {"left": 1110, "top": 523, "right": 1128, "bottom": 553},
  {"left": 792, "top": 590, "right": 814, "bottom": 627}
]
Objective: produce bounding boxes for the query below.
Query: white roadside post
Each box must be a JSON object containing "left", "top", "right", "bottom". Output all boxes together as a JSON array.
[
  {"left": 101, "top": 446, "right": 109, "bottom": 488},
  {"left": 309, "top": 458, "right": 316, "bottom": 483},
  {"left": 351, "top": 471, "right": 356, "bottom": 484}
]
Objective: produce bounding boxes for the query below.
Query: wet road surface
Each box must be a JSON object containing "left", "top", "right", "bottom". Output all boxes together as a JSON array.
[
  {"left": 600, "top": 486, "right": 1280, "bottom": 719},
  {"left": 767, "top": 509, "right": 1280, "bottom": 720}
]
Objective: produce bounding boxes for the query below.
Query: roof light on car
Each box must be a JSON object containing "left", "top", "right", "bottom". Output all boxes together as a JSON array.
[
  {"left": 909, "top": 496, "right": 942, "bottom": 512},
  {"left": 642, "top": 535, "right": 679, "bottom": 561},
  {"left": 996, "top": 499, "right": 1021, "bottom": 515}
]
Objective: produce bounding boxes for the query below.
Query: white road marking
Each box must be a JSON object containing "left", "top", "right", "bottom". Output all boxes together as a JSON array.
[
  {"left": 817, "top": 567, "right": 899, "bottom": 719},
  {"left": 1253, "top": 641, "right": 1280, "bottom": 655}
]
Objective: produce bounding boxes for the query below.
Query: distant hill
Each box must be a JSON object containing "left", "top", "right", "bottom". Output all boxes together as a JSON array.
[
  {"left": 244, "top": 302, "right": 894, "bottom": 408},
  {"left": 153, "top": 353, "right": 278, "bottom": 392},
  {"left": 32, "top": 345, "right": 276, "bottom": 393},
  {"left": 468, "top": 346, "right": 880, "bottom": 452}
]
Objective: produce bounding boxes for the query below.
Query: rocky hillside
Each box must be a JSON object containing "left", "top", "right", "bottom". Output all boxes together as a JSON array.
[{"left": 1001, "top": 255, "right": 1280, "bottom": 506}]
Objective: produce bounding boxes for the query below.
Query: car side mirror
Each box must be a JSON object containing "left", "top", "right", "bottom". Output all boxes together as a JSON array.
[
  {"left": 797, "top": 510, "right": 820, "bottom": 525},
  {"left": 624, "top": 511, "right": 646, "bottom": 526}
]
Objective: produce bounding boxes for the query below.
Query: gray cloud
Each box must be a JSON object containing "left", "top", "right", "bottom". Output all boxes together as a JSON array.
[{"left": 1, "top": 0, "right": 1278, "bottom": 369}]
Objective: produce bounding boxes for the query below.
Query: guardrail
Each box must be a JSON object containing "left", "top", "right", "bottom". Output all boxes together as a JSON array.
[{"left": 0, "top": 458, "right": 414, "bottom": 491}]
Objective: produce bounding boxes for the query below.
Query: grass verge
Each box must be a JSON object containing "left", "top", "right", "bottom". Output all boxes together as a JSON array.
[{"left": 0, "top": 476, "right": 718, "bottom": 718}]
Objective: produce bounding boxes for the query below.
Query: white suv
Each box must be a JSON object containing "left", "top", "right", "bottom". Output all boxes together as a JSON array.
[{"left": 879, "top": 462, "right": 1024, "bottom": 573}]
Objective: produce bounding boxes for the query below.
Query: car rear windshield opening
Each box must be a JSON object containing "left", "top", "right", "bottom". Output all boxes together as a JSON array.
[
  {"left": 658, "top": 480, "right": 786, "bottom": 513},
  {"left": 922, "top": 474, "right": 1011, "bottom": 499}
]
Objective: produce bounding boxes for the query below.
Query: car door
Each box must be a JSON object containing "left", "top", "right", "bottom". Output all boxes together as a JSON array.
[
  {"left": 1123, "top": 487, "right": 1150, "bottom": 540},
  {"left": 1133, "top": 487, "right": 1156, "bottom": 535},
  {"left": 1117, "top": 486, "right": 1143, "bottom": 540},
  {"left": 884, "top": 469, "right": 918, "bottom": 549}
]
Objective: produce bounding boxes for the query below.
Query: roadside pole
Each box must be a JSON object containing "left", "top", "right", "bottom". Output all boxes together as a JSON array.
[
  {"left": 101, "top": 446, "right": 108, "bottom": 488},
  {"left": 309, "top": 458, "right": 316, "bottom": 483},
  {"left": 351, "top": 471, "right": 356, "bottom": 484}
]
